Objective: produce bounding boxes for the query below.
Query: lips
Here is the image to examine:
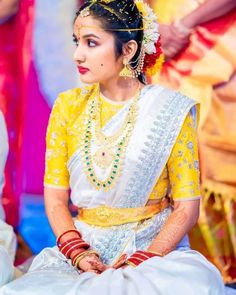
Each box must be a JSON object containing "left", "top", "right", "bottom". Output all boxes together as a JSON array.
[{"left": 77, "top": 66, "right": 89, "bottom": 74}]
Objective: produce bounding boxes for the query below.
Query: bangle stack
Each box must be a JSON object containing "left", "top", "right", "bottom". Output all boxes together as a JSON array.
[
  {"left": 57, "top": 229, "right": 99, "bottom": 268},
  {"left": 127, "top": 250, "right": 163, "bottom": 267}
]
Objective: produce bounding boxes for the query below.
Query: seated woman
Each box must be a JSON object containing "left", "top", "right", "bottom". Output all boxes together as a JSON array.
[
  {"left": 0, "top": 111, "right": 16, "bottom": 287},
  {"left": 0, "top": 1, "right": 225, "bottom": 294}
]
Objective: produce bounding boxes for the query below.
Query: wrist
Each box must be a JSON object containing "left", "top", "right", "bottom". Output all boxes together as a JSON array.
[
  {"left": 126, "top": 250, "right": 162, "bottom": 267},
  {"left": 173, "top": 19, "right": 193, "bottom": 36},
  {"left": 179, "top": 13, "right": 200, "bottom": 31}
]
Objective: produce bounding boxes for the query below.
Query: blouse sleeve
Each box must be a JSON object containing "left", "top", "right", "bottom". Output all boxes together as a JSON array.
[
  {"left": 44, "top": 95, "right": 69, "bottom": 190},
  {"left": 167, "top": 111, "right": 201, "bottom": 201}
]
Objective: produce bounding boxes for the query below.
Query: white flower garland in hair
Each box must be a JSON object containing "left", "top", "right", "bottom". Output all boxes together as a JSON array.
[{"left": 135, "top": 0, "right": 160, "bottom": 55}]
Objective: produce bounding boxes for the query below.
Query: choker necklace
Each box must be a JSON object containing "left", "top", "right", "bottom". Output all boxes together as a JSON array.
[{"left": 81, "top": 85, "right": 140, "bottom": 191}]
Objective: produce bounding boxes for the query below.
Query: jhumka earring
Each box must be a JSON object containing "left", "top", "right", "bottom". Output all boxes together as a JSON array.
[{"left": 119, "top": 59, "right": 134, "bottom": 78}]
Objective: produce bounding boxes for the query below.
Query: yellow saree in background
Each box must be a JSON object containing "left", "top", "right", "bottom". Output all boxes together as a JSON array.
[{"left": 150, "top": 0, "right": 236, "bottom": 283}]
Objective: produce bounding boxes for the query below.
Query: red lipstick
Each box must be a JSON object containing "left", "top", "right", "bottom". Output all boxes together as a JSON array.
[{"left": 77, "top": 66, "right": 89, "bottom": 74}]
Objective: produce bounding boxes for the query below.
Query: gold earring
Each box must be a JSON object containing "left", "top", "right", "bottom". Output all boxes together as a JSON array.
[{"left": 119, "top": 59, "right": 134, "bottom": 78}]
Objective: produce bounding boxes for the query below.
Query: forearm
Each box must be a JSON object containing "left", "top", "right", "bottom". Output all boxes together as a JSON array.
[
  {"left": 147, "top": 201, "right": 199, "bottom": 255},
  {"left": 44, "top": 188, "right": 76, "bottom": 240},
  {"left": 0, "top": 0, "right": 19, "bottom": 22},
  {"left": 181, "top": 0, "right": 236, "bottom": 29}
]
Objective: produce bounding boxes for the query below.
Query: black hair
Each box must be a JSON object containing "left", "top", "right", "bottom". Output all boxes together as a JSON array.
[{"left": 77, "top": 0, "right": 146, "bottom": 84}]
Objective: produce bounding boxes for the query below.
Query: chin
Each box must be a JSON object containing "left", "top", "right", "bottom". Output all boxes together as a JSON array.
[{"left": 79, "top": 76, "right": 99, "bottom": 84}]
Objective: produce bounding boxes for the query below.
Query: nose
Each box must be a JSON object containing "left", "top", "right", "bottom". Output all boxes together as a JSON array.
[{"left": 73, "top": 44, "right": 85, "bottom": 64}]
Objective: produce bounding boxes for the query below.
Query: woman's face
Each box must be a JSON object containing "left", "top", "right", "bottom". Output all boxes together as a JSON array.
[{"left": 73, "top": 15, "right": 123, "bottom": 84}]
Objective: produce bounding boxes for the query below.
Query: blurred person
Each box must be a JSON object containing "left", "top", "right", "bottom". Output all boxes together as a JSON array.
[
  {"left": 0, "top": 1, "right": 225, "bottom": 294},
  {"left": 151, "top": 0, "right": 236, "bottom": 283},
  {"left": 0, "top": 111, "right": 16, "bottom": 287}
]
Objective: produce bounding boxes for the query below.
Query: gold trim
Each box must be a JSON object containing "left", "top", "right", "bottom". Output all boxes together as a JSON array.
[{"left": 77, "top": 200, "right": 169, "bottom": 227}]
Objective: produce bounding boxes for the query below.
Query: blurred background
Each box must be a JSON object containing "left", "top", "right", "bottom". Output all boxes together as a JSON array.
[{"left": 0, "top": 0, "right": 235, "bottom": 287}]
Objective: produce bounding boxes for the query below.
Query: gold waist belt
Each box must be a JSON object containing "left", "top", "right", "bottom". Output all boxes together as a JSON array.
[{"left": 76, "top": 201, "right": 169, "bottom": 227}]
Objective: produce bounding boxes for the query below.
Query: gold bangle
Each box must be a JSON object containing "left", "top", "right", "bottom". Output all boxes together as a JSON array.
[
  {"left": 126, "top": 261, "right": 136, "bottom": 268},
  {"left": 147, "top": 250, "right": 164, "bottom": 257}
]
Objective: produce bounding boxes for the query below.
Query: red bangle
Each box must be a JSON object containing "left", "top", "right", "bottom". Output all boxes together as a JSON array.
[
  {"left": 60, "top": 241, "right": 84, "bottom": 258},
  {"left": 128, "top": 256, "right": 144, "bottom": 266},
  {"left": 59, "top": 238, "right": 88, "bottom": 251},
  {"left": 59, "top": 238, "right": 82, "bottom": 251},
  {"left": 65, "top": 244, "right": 88, "bottom": 259},
  {"left": 58, "top": 237, "right": 90, "bottom": 259},
  {"left": 65, "top": 242, "right": 90, "bottom": 258},
  {"left": 56, "top": 229, "right": 81, "bottom": 247},
  {"left": 127, "top": 250, "right": 161, "bottom": 266}
]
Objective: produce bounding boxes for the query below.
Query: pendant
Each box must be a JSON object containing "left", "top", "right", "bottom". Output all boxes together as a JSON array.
[{"left": 93, "top": 147, "right": 115, "bottom": 169}]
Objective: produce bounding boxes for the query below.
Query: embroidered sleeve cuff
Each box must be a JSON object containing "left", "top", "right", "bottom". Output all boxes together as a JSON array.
[{"left": 44, "top": 183, "right": 70, "bottom": 190}]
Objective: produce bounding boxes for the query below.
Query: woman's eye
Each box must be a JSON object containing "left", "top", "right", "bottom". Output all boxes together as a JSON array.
[
  {"left": 87, "top": 40, "right": 97, "bottom": 47},
  {"left": 73, "top": 37, "right": 79, "bottom": 47}
]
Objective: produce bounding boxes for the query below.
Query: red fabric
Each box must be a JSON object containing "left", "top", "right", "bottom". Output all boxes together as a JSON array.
[
  {"left": 0, "top": 0, "right": 51, "bottom": 227},
  {"left": 162, "top": 8, "right": 236, "bottom": 80}
]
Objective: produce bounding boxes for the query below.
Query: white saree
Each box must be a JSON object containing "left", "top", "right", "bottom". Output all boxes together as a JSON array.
[{"left": 0, "top": 85, "right": 225, "bottom": 294}]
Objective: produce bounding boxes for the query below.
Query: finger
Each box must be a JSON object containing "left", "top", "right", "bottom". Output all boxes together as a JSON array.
[
  {"left": 90, "top": 261, "right": 107, "bottom": 272},
  {"left": 113, "top": 254, "right": 128, "bottom": 269},
  {"left": 86, "top": 269, "right": 101, "bottom": 274}
]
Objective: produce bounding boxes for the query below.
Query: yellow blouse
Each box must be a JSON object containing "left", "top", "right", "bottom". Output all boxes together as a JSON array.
[{"left": 44, "top": 86, "right": 200, "bottom": 202}]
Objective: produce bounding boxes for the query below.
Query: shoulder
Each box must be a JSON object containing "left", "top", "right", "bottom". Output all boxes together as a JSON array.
[
  {"left": 147, "top": 84, "right": 199, "bottom": 116},
  {"left": 51, "top": 84, "right": 96, "bottom": 117},
  {"left": 148, "top": 84, "right": 198, "bottom": 105},
  {"left": 56, "top": 84, "right": 95, "bottom": 107}
]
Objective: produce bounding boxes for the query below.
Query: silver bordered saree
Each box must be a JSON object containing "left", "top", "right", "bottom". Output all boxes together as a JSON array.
[{"left": 67, "top": 84, "right": 199, "bottom": 265}]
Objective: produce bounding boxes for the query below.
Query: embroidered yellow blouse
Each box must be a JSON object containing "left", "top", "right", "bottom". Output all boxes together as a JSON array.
[{"left": 44, "top": 86, "right": 200, "bottom": 202}]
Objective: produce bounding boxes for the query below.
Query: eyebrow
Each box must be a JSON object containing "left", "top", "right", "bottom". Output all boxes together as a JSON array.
[{"left": 73, "top": 33, "right": 101, "bottom": 40}]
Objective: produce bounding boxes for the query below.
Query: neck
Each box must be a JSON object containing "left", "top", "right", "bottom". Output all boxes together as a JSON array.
[{"left": 99, "top": 77, "right": 142, "bottom": 102}]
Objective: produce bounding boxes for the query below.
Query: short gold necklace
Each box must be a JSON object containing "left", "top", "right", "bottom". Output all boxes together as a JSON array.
[{"left": 81, "top": 86, "right": 140, "bottom": 191}]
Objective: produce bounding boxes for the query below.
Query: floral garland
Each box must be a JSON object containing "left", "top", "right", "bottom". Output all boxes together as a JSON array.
[{"left": 135, "top": 0, "right": 164, "bottom": 77}]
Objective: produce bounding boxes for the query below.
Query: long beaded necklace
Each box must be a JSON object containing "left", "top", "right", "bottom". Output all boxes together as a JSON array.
[{"left": 81, "top": 86, "right": 140, "bottom": 191}]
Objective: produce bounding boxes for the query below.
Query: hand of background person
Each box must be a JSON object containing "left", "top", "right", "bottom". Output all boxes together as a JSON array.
[
  {"left": 0, "top": 0, "right": 19, "bottom": 24},
  {"left": 159, "top": 23, "right": 190, "bottom": 60},
  {"left": 159, "top": 0, "right": 236, "bottom": 61}
]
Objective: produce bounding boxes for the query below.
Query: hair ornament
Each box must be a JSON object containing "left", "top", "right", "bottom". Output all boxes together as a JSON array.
[
  {"left": 134, "top": 0, "right": 163, "bottom": 76},
  {"left": 135, "top": 0, "right": 159, "bottom": 55},
  {"left": 80, "top": 0, "right": 125, "bottom": 21}
]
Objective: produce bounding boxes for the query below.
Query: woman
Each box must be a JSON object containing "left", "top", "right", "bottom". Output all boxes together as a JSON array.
[
  {"left": 0, "top": 0, "right": 225, "bottom": 294},
  {"left": 0, "top": 111, "right": 16, "bottom": 287}
]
